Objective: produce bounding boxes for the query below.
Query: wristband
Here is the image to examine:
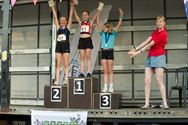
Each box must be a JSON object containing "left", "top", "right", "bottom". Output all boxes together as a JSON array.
[{"left": 140, "top": 49, "right": 143, "bottom": 53}]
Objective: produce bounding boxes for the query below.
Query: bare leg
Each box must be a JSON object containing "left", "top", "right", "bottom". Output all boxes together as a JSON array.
[
  {"left": 55, "top": 53, "right": 63, "bottom": 83},
  {"left": 101, "top": 59, "right": 108, "bottom": 84},
  {"left": 79, "top": 49, "right": 85, "bottom": 73},
  {"left": 62, "top": 53, "right": 70, "bottom": 82},
  {"left": 108, "top": 60, "right": 114, "bottom": 92},
  {"left": 102, "top": 59, "right": 108, "bottom": 92},
  {"left": 144, "top": 67, "right": 153, "bottom": 107},
  {"left": 108, "top": 60, "right": 114, "bottom": 84},
  {"left": 86, "top": 49, "right": 92, "bottom": 73},
  {"left": 155, "top": 68, "right": 168, "bottom": 108}
]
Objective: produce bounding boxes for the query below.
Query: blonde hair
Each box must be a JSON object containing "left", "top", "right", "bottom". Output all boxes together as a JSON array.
[
  {"left": 156, "top": 15, "right": 166, "bottom": 22},
  {"left": 104, "top": 22, "right": 113, "bottom": 33}
]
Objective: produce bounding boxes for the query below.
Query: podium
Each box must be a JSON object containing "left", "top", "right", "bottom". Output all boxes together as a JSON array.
[
  {"left": 44, "top": 85, "right": 67, "bottom": 108},
  {"left": 44, "top": 77, "right": 122, "bottom": 109},
  {"left": 68, "top": 77, "right": 99, "bottom": 109},
  {"left": 93, "top": 93, "right": 122, "bottom": 109}
]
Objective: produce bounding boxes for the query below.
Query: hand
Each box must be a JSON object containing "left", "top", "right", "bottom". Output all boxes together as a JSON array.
[
  {"left": 119, "top": 8, "right": 124, "bottom": 17},
  {"left": 72, "top": 0, "right": 78, "bottom": 5},
  {"left": 70, "top": 1, "right": 74, "bottom": 7},
  {"left": 130, "top": 51, "right": 140, "bottom": 58},
  {"left": 127, "top": 49, "right": 135, "bottom": 55},
  {"left": 48, "top": 0, "right": 55, "bottom": 7}
]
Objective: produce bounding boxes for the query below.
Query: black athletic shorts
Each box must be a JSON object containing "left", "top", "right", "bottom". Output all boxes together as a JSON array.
[
  {"left": 78, "top": 37, "right": 93, "bottom": 49},
  {"left": 101, "top": 49, "right": 114, "bottom": 60},
  {"left": 55, "top": 42, "right": 70, "bottom": 53}
]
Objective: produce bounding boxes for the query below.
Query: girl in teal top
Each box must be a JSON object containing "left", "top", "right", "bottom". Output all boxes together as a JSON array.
[
  {"left": 100, "top": 30, "right": 117, "bottom": 49},
  {"left": 96, "top": 8, "right": 124, "bottom": 93}
]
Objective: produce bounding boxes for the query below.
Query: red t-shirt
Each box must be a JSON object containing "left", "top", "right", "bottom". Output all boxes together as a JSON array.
[{"left": 148, "top": 28, "right": 168, "bottom": 57}]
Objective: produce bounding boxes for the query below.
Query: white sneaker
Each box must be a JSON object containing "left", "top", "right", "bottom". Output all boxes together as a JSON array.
[
  {"left": 63, "top": 80, "right": 68, "bottom": 85},
  {"left": 108, "top": 87, "right": 114, "bottom": 93},
  {"left": 102, "top": 87, "right": 108, "bottom": 93},
  {"left": 54, "top": 81, "right": 59, "bottom": 85}
]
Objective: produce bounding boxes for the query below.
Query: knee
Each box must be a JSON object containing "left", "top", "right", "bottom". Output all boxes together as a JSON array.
[
  {"left": 145, "top": 78, "right": 151, "bottom": 87},
  {"left": 80, "top": 54, "right": 85, "bottom": 60},
  {"left": 64, "top": 62, "right": 69, "bottom": 68},
  {"left": 103, "top": 70, "right": 108, "bottom": 75},
  {"left": 56, "top": 62, "right": 61, "bottom": 68},
  {"left": 86, "top": 54, "right": 91, "bottom": 60},
  {"left": 156, "top": 78, "right": 164, "bottom": 88},
  {"left": 109, "top": 69, "right": 113, "bottom": 75},
  {"left": 80, "top": 57, "right": 84, "bottom": 61}
]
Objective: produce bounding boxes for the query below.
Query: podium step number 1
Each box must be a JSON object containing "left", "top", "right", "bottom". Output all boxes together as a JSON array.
[
  {"left": 100, "top": 93, "right": 111, "bottom": 109},
  {"left": 73, "top": 78, "right": 85, "bottom": 95},
  {"left": 51, "top": 86, "right": 62, "bottom": 102}
]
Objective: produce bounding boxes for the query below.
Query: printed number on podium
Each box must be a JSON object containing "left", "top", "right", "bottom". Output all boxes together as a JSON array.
[
  {"left": 51, "top": 86, "right": 62, "bottom": 102},
  {"left": 100, "top": 93, "right": 111, "bottom": 109},
  {"left": 74, "top": 79, "right": 85, "bottom": 95}
]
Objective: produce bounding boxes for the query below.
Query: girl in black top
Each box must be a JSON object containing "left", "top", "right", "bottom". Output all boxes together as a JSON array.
[{"left": 50, "top": 1, "right": 74, "bottom": 85}]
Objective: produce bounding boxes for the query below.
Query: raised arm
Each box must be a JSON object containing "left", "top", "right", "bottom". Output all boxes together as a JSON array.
[
  {"left": 116, "top": 8, "right": 124, "bottom": 32},
  {"left": 67, "top": 2, "right": 74, "bottom": 30},
  {"left": 96, "top": 11, "right": 102, "bottom": 32},
  {"left": 73, "top": 7, "right": 82, "bottom": 24},
  {"left": 91, "top": 10, "right": 100, "bottom": 26},
  {"left": 51, "top": 5, "right": 60, "bottom": 29}
]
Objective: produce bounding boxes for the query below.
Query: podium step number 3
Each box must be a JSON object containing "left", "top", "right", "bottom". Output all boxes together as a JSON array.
[
  {"left": 51, "top": 86, "right": 62, "bottom": 102},
  {"left": 100, "top": 93, "right": 111, "bottom": 109},
  {"left": 73, "top": 78, "right": 85, "bottom": 95}
]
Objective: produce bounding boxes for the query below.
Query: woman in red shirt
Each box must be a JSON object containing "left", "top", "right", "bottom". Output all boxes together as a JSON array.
[{"left": 128, "top": 16, "right": 169, "bottom": 109}]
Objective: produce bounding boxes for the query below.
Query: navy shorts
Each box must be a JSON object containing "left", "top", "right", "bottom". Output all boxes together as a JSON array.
[
  {"left": 101, "top": 49, "right": 114, "bottom": 60},
  {"left": 55, "top": 42, "right": 70, "bottom": 53}
]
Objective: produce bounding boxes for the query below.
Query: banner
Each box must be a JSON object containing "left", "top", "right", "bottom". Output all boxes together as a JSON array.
[
  {"left": 184, "top": 0, "right": 188, "bottom": 19},
  {"left": 31, "top": 110, "right": 88, "bottom": 125},
  {"left": 11, "top": 0, "right": 16, "bottom": 7},
  {"left": 33, "top": 0, "right": 38, "bottom": 5}
]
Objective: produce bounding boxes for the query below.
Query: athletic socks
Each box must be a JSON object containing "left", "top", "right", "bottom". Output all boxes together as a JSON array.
[
  {"left": 102, "top": 83, "right": 108, "bottom": 93},
  {"left": 108, "top": 83, "right": 114, "bottom": 93},
  {"left": 102, "top": 83, "right": 114, "bottom": 93}
]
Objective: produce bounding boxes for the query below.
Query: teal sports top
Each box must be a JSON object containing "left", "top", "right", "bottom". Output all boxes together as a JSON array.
[{"left": 100, "top": 31, "right": 117, "bottom": 49}]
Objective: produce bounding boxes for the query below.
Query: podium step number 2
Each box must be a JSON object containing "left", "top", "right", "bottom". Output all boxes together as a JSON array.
[
  {"left": 73, "top": 78, "right": 85, "bottom": 95},
  {"left": 44, "top": 85, "right": 67, "bottom": 108},
  {"left": 51, "top": 86, "right": 62, "bottom": 102},
  {"left": 100, "top": 93, "right": 111, "bottom": 109}
]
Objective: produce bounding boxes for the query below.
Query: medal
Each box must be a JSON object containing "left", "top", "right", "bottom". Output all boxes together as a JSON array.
[{"left": 105, "top": 32, "right": 110, "bottom": 48}]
